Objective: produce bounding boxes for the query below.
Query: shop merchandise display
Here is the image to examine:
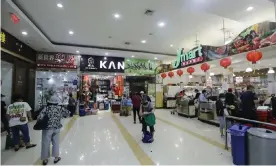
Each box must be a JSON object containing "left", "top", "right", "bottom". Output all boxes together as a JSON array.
[{"left": 35, "top": 71, "right": 78, "bottom": 111}]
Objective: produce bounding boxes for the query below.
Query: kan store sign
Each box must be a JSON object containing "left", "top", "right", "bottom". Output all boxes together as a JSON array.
[{"left": 80, "top": 55, "right": 125, "bottom": 73}]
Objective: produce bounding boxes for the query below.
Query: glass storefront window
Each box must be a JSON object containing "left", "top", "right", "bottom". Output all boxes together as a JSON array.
[
  {"left": 1, "top": 61, "right": 13, "bottom": 105},
  {"left": 35, "top": 71, "right": 78, "bottom": 111}
]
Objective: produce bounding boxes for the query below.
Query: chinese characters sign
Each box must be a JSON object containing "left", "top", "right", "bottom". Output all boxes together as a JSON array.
[
  {"left": 36, "top": 52, "right": 77, "bottom": 69},
  {"left": 1, "top": 32, "right": 6, "bottom": 43}
]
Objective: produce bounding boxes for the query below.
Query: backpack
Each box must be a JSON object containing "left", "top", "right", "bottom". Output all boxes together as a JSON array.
[{"left": 142, "top": 131, "right": 154, "bottom": 143}]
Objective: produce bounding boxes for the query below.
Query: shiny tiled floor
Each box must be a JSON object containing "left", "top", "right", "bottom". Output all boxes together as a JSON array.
[
  {"left": 1, "top": 110, "right": 233, "bottom": 165},
  {"left": 117, "top": 109, "right": 232, "bottom": 165},
  {"left": 1, "top": 118, "right": 71, "bottom": 165}
]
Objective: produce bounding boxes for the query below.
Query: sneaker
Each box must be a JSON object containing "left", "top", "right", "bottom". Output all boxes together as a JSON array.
[
  {"left": 26, "top": 144, "right": 37, "bottom": 149},
  {"left": 42, "top": 159, "right": 48, "bottom": 165},
  {"left": 54, "top": 157, "right": 61, "bottom": 164}
]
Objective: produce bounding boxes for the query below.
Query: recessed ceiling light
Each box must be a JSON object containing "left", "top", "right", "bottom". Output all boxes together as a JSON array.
[
  {"left": 246, "top": 6, "right": 254, "bottom": 11},
  {"left": 154, "top": 57, "right": 158, "bottom": 60},
  {"left": 170, "top": 44, "right": 173, "bottom": 47},
  {"left": 105, "top": 52, "right": 109, "bottom": 55},
  {"left": 22, "top": 31, "right": 28, "bottom": 36},
  {"left": 141, "top": 40, "right": 146, "bottom": 43},
  {"left": 113, "top": 13, "right": 120, "bottom": 19},
  {"left": 57, "top": 3, "right": 63, "bottom": 8},
  {"left": 158, "top": 22, "right": 166, "bottom": 27},
  {"left": 131, "top": 55, "right": 135, "bottom": 58},
  {"left": 76, "top": 50, "right": 80, "bottom": 53},
  {"left": 69, "top": 31, "right": 74, "bottom": 35},
  {"left": 104, "top": 57, "right": 107, "bottom": 60}
]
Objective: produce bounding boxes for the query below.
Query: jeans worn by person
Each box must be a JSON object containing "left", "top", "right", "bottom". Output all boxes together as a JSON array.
[{"left": 38, "top": 96, "right": 70, "bottom": 165}]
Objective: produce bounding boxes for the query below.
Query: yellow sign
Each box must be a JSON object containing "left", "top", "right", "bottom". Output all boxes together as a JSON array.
[{"left": 1, "top": 32, "right": 6, "bottom": 43}]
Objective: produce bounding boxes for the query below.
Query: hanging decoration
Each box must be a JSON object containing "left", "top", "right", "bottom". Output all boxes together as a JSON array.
[
  {"left": 220, "top": 58, "right": 232, "bottom": 69},
  {"left": 168, "top": 71, "right": 174, "bottom": 78},
  {"left": 176, "top": 69, "right": 183, "bottom": 76},
  {"left": 200, "top": 63, "right": 210, "bottom": 72},
  {"left": 246, "top": 50, "right": 263, "bottom": 64},
  {"left": 161, "top": 73, "right": 167, "bottom": 79},
  {"left": 187, "top": 67, "right": 195, "bottom": 75}
]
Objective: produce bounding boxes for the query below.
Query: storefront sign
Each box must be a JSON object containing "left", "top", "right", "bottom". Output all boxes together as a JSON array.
[
  {"left": 1, "top": 29, "right": 37, "bottom": 62},
  {"left": 80, "top": 55, "right": 125, "bottom": 73},
  {"left": 36, "top": 52, "right": 77, "bottom": 69},
  {"left": 125, "top": 59, "right": 160, "bottom": 75},
  {"left": 172, "top": 46, "right": 204, "bottom": 69}
]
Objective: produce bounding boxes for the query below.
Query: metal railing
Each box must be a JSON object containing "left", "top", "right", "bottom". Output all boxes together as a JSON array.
[{"left": 225, "top": 115, "right": 276, "bottom": 150}]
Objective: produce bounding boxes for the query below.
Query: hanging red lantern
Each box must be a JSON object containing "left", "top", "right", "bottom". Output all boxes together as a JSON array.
[
  {"left": 176, "top": 69, "right": 183, "bottom": 76},
  {"left": 246, "top": 50, "right": 262, "bottom": 64},
  {"left": 220, "top": 58, "right": 232, "bottom": 69},
  {"left": 168, "top": 71, "right": 174, "bottom": 78},
  {"left": 187, "top": 67, "right": 195, "bottom": 75},
  {"left": 200, "top": 63, "right": 210, "bottom": 72},
  {"left": 161, "top": 73, "right": 167, "bottom": 79}
]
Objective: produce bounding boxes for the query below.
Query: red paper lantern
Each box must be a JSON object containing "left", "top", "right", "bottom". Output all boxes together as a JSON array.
[
  {"left": 176, "top": 69, "right": 183, "bottom": 76},
  {"left": 187, "top": 67, "right": 195, "bottom": 75},
  {"left": 161, "top": 73, "right": 167, "bottom": 79},
  {"left": 168, "top": 71, "right": 174, "bottom": 78},
  {"left": 246, "top": 50, "right": 262, "bottom": 64},
  {"left": 220, "top": 58, "right": 232, "bottom": 69},
  {"left": 201, "top": 63, "right": 210, "bottom": 72}
]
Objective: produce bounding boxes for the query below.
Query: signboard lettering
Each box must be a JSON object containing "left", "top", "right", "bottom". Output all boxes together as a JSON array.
[
  {"left": 36, "top": 52, "right": 77, "bottom": 69},
  {"left": 80, "top": 55, "right": 125, "bottom": 73},
  {"left": 172, "top": 46, "right": 204, "bottom": 69}
]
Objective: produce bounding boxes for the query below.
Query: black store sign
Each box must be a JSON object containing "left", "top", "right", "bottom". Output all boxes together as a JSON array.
[{"left": 80, "top": 55, "right": 125, "bottom": 73}]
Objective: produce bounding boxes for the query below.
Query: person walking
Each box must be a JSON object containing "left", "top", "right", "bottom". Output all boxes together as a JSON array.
[
  {"left": 216, "top": 93, "right": 227, "bottom": 137},
  {"left": 68, "top": 93, "right": 76, "bottom": 117},
  {"left": 132, "top": 92, "right": 141, "bottom": 124},
  {"left": 1, "top": 94, "right": 9, "bottom": 134},
  {"left": 38, "top": 95, "right": 70, "bottom": 165},
  {"left": 6, "top": 94, "right": 36, "bottom": 151}
]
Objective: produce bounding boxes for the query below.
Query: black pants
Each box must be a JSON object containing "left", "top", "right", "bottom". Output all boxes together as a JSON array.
[
  {"left": 142, "top": 118, "right": 155, "bottom": 133},
  {"left": 68, "top": 106, "right": 76, "bottom": 117},
  {"left": 133, "top": 107, "right": 141, "bottom": 122},
  {"left": 1, "top": 116, "right": 9, "bottom": 133}
]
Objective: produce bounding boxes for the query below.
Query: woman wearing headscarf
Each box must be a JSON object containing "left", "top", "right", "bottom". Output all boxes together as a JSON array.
[{"left": 38, "top": 95, "right": 70, "bottom": 165}]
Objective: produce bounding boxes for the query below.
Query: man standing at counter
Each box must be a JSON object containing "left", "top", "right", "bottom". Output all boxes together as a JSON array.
[
  {"left": 199, "top": 90, "right": 207, "bottom": 102},
  {"left": 240, "top": 85, "right": 258, "bottom": 120}
]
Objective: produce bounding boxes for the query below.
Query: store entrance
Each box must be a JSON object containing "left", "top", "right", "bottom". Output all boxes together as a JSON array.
[{"left": 81, "top": 73, "right": 124, "bottom": 115}]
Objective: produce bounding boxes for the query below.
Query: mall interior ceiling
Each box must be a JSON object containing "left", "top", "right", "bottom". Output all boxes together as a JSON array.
[{"left": 1, "top": 0, "right": 275, "bottom": 63}]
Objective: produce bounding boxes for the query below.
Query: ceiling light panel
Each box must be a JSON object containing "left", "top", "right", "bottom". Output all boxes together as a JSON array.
[
  {"left": 22, "top": 31, "right": 28, "bottom": 36},
  {"left": 246, "top": 6, "right": 254, "bottom": 11},
  {"left": 141, "top": 40, "right": 146, "bottom": 43},
  {"left": 69, "top": 30, "right": 74, "bottom": 35},
  {"left": 57, "top": 3, "right": 63, "bottom": 8},
  {"left": 113, "top": 13, "right": 120, "bottom": 19},
  {"left": 158, "top": 22, "right": 166, "bottom": 27}
]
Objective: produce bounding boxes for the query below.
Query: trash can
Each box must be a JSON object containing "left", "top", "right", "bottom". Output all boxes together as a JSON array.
[
  {"left": 247, "top": 128, "right": 276, "bottom": 165},
  {"left": 229, "top": 124, "right": 250, "bottom": 165}
]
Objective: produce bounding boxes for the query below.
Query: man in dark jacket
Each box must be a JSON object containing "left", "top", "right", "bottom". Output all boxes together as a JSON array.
[
  {"left": 132, "top": 92, "right": 141, "bottom": 124},
  {"left": 240, "top": 85, "right": 258, "bottom": 120},
  {"left": 225, "top": 88, "right": 238, "bottom": 116}
]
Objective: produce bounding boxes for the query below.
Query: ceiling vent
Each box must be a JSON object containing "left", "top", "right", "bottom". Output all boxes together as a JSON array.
[{"left": 144, "top": 9, "right": 154, "bottom": 16}]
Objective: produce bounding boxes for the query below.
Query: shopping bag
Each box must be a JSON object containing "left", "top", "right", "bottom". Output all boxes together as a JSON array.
[{"left": 33, "top": 115, "right": 49, "bottom": 130}]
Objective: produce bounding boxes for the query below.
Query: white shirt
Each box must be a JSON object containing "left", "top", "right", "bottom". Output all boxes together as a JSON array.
[
  {"left": 6, "top": 102, "right": 32, "bottom": 127},
  {"left": 199, "top": 93, "right": 207, "bottom": 102}
]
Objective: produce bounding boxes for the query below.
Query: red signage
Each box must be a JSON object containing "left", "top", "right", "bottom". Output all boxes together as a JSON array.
[{"left": 36, "top": 52, "right": 77, "bottom": 69}]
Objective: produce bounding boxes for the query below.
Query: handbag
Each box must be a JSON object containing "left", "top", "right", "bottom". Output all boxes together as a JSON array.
[
  {"left": 33, "top": 114, "right": 49, "bottom": 130},
  {"left": 19, "top": 117, "right": 27, "bottom": 122}
]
